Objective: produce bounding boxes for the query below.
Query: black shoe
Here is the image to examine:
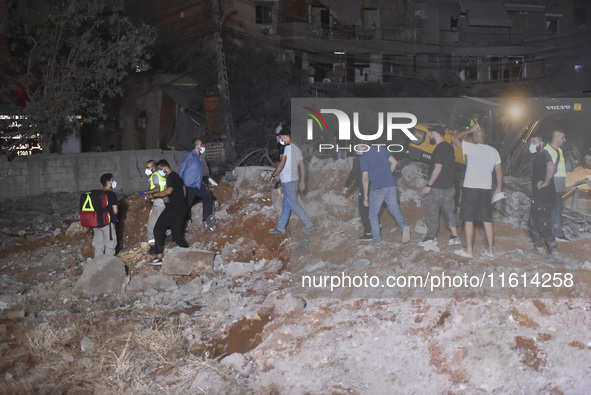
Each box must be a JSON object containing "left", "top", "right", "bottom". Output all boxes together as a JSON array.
[
  {"left": 148, "top": 258, "right": 162, "bottom": 266},
  {"left": 147, "top": 245, "right": 156, "bottom": 255},
  {"left": 359, "top": 233, "right": 373, "bottom": 241}
]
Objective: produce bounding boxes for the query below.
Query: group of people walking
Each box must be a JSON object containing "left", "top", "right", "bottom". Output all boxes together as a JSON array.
[
  {"left": 90, "top": 122, "right": 570, "bottom": 266},
  {"left": 90, "top": 138, "right": 216, "bottom": 264},
  {"left": 339, "top": 122, "right": 568, "bottom": 263}
]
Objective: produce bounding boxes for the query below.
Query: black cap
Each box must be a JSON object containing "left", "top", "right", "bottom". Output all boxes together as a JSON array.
[
  {"left": 428, "top": 125, "right": 445, "bottom": 135},
  {"left": 278, "top": 127, "right": 291, "bottom": 137}
]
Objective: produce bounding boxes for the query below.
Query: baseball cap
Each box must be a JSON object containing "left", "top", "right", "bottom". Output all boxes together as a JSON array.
[
  {"left": 278, "top": 128, "right": 291, "bottom": 137},
  {"left": 428, "top": 125, "right": 445, "bottom": 135}
]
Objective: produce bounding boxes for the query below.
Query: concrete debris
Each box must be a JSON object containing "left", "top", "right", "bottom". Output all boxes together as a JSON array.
[
  {"left": 72, "top": 255, "right": 128, "bottom": 296},
  {"left": 0, "top": 294, "right": 26, "bottom": 310},
  {"left": 161, "top": 248, "right": 215, "bottom": 277},
  {"left": 223, "top": 261, "right": 257, "bottom": 277},
  {"left": 260, "top": 289, "right": 306, "bottom": 316},
  {"left": 127, "top": 272, "right": 179, "bottom": 294},
  {"left": 65, "top": 221, "right": 83, "bottom": 237},
  {"left": 173, "top": 277, "right": 204, "bottom": 301},
  {"left": 401, "top": 162, "right": 427, "bottom": 186},
  {"left": 1, "top": 154, "right": 591, "bottom": 393},
  {"left": 220, "top": 353, "right": 255, "bottom": 377},
  {"left": 189, "top": 369, "right": 240, "bottom": 395},
  {"left": 414, "top": 220, "right": 428, "bottom": 234},
  {"left": 233, "top": 167, "right": 272, "bottom": 199}
]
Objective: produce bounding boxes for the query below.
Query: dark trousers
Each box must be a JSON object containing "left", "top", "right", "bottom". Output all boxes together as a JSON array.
[
  {"left": 186, "top": 184, "right": 213, "bottom": 221},
  {"left": 551, "top": 191, "right": 565, "bottom": 238},
  {"left": 527, "top": 205, "right": 557, "bottom": 253},
  {"left": 154, "top": 205, "right": 189, "bottom": 254}
]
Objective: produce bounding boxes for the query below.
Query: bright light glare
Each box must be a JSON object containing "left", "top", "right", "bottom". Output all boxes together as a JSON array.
[{"left": 510, "top": 106, "right": 521, "bottom": 117}]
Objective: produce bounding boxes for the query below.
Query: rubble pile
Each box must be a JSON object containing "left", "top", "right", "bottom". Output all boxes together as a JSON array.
[{"left": 0, "top": 157, "right": 590, "bottom": 393}]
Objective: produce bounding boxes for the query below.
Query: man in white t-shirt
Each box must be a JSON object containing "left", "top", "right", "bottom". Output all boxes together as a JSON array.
[
  {"left": 452, "top": 123, "right": 502, "bottom": 258},
  {"left": 268, "top": 128, "right": 314, "bottom": 234}
]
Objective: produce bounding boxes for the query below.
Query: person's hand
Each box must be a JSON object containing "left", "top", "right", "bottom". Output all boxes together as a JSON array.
[
  {"left": 363, "top": 197, "right": 369, "bottom": 207},
  {"left": 421, "top": 186, "right": 431, "bottom": 195},
  {"left": 299, "top": 179, "right": 306, "bottom": 192},
  {"left": 494, "top": 187, "right": 502, "bottom": 195},
  {"left": 342, "top": 187, "right": 348, "bottom": 195},
  {"left": 268, "top": 176, "right": 275, "bottom": 185}
]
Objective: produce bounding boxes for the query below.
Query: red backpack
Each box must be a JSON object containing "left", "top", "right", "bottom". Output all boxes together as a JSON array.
[{"left": 79, "top": 190, "right": 111, "bottom": 228}]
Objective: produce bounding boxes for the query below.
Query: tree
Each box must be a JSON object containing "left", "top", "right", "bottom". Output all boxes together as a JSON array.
[{"left": 3, "top": 0, "right": 157, "bottom": 152}]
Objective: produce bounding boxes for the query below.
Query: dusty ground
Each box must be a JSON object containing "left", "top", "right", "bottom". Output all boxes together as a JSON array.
[{"left": 0, "top": 157, "right": 590, "bottom": 394}]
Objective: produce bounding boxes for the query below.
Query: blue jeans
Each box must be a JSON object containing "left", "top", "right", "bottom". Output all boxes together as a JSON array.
[
  {"left": 551, "top": 191, "right": 565, "bottom": 238},
  {"left": 369, "top": 186, "right": 407, "bottom": 244},
  {"left": 186, "top": 184, "right": 213, "bottom": 221},
  {"left": 276, "top": 181, "right": 313, "bottom": 231}
]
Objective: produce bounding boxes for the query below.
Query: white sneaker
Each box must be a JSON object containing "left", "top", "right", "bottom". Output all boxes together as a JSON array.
[
  {"left": 402, "top": 226, "right": 411, "bottom": 244},
  {"left": 447, "top": 236, "right": 461, "bottom": 246},
  {"left": 418, "top": 237, "right": 437, "bottom": 247}
]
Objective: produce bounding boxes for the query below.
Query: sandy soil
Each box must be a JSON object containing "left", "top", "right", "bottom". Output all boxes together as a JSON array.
[{"left": 0, "top": 157, "right": 590, "bottom": 394}]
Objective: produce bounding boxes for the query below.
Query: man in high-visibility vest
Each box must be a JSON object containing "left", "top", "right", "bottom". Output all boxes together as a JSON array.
[
  {"left": 143, "top": 160, "right": 166, "bottom": 254},
  {"left": 544, "top": 130, "right": 569, "bottom": 242}
]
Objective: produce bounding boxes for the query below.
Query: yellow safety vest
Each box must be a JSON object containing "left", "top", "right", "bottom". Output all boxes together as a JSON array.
[
  {"left": 148, "top": 172, "right": 166, "bottom": 202},
  {"left": 544, "top": 145, "right": 566, "bottom": 177}
]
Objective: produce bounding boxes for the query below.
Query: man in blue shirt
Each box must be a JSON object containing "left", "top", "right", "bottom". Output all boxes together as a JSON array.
[
  {"left": 361, "top": 145, "right": 411, "bottom": 246},
  {"left": 179, "top": 138, "right": 214, "bottom": 228}
]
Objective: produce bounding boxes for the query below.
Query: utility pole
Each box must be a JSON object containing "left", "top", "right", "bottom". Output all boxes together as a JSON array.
[{"left": 212, "top": 0, "right": 235, "bottom": 162}]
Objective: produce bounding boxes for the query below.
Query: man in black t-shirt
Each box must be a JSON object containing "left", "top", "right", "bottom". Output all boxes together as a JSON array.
[
  {"left": 146, "top": 159, "right": 189, "bottom": 265},
  {"left": 526, "top": 136, "right": 559, "bottom": 261},
  {"left": 419, "top": 125, "right": 459, "bottom": 247}
]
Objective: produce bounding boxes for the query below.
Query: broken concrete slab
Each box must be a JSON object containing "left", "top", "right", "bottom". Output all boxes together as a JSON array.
[
  {"left": 223, "top": 261, "right": 255, "bottom": 277},
  {"left": 127, "top": 272, "right": 179, "bottom": 294},
  {"left": 161, "top": 248, "right": 215, "bottom": 277},
  {"left": 173, "top": 277, "right": 204, "bottom": 301},
  {"left": 65, "top": 221, "right": 84, "bottom": 237},
  {"left": 72, "top": 255, "right": 128, "bottom": 296}
]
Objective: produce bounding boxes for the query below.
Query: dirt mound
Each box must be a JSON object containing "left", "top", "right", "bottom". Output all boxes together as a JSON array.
[{"left": 1, "top": 158, "right": 590, "bottom": 393}]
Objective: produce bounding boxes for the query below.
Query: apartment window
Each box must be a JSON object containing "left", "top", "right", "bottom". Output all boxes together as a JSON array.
[
  {"left": 256, "top": 3, "right": 273, "bottom": 24},
  {"left": 546, "top": 15, "right": 560, "bottom": 35},
  {"left": 489, "top": 57, "right": 502, "bottom": 81}
]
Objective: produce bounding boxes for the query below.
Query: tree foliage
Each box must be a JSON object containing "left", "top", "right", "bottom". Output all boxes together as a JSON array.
[{"left": 4, "top": 0, "right": 157, "bottom": 151}]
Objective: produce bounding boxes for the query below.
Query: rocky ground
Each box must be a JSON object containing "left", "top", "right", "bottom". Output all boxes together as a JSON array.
[{"left": 0, "top": 157, "right": 590, "bottom": 394}]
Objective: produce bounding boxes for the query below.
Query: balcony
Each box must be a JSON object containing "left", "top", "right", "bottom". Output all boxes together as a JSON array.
[{"left": 309, "top": 25, "right": 418, "bottom": 42}]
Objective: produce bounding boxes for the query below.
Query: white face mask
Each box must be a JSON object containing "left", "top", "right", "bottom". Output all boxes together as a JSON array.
[
  {"left": 111, "top": 180, "right": 117, "bottom": 189},
  {"left": 529, "top": 144, "right": 538, "bottom": 154},
  {"left": 199, "top": 147, "right": 205, "bottom": 154},
  {"left": 158, "top": 170, "right": 166, "bottom": 177},
  {"left": 145, "top": 168, "right": 152, "bottom": 176},
  {"left": 279, "top": 139, "right": 286, "bottom": 146}
]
